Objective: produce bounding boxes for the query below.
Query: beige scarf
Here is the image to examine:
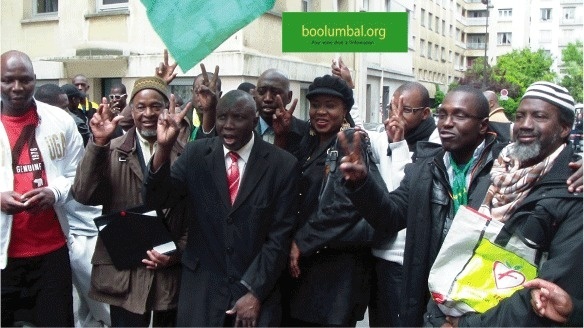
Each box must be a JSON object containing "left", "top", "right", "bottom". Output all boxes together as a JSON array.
[{"left": 480, "top": 144, "right": 565, "bottom": 222}]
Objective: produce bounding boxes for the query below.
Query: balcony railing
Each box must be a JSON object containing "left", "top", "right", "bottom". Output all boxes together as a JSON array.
[
  {"left": 467, "top": 42, "right": 486, "bottom": 49},
  {"left": 466, "top": 17, "right": 487, "bottom": 25}
]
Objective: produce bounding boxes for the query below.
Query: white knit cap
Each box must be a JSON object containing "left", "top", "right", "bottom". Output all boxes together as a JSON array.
[{"left": 522, "top": 81, "right": 575, "bottom": 122}]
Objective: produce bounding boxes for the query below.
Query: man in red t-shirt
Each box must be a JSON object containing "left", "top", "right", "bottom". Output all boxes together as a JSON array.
[{"left": 1, "top": 50, "right": 78, "bottom": 327}]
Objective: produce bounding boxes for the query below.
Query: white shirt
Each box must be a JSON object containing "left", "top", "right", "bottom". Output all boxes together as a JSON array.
[
  {"left": 223, "top": 133, "right": 255, "bottom": 181},
  {"left": 135, "top": 130, "right": 157, "bottom": 164}
]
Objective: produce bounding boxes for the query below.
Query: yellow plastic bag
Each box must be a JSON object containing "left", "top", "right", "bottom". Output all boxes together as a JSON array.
[{"left": 428, "top": 206, "right": 540, "bottom": 316}]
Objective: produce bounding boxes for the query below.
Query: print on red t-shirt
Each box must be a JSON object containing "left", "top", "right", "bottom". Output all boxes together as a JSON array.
[{"left": 1, "top": 106, "right": 65, "bottom": 258}]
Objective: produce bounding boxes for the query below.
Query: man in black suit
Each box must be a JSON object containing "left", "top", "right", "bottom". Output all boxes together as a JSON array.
[{"left": 144, "top": 90, "right": 299, "bottom": 326}]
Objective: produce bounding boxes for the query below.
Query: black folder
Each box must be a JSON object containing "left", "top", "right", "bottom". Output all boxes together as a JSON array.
[{"left": 94, "top": 208, "right": 177, "bottom": 270}]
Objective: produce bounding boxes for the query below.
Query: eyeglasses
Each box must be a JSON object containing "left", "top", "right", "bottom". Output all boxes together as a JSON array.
[
  {"left": 108, "top": 94, "right": 127, "bottom": 100},
  {"left": 436, "top": 111, "right": 485, "bottom": 122},
  {"left": 388, "top": 103, "right": 425, "bottom": 115}
]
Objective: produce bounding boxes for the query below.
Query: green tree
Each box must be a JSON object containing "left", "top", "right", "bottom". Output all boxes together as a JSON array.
[
  {"left": 560, "top": 41, "right": 583, "bottom": 103},
  {"left": 434, "top": 83, "right": 445, "bottom": 109},
  {"left": 454, "top": 48, "right": 557, "bottom": 118},
  {"left": 494, "top": 48, "right": 556, "bottom": 94}
]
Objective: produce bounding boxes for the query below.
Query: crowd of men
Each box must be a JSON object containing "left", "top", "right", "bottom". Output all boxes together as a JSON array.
[{"left": 1, "top": 49, "right": 582, "bottom": 327}]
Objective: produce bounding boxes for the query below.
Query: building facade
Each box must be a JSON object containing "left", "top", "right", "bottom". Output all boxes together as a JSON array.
[
  {"left": 2, "top": 0, "right": 580, "bottom": 124},
  {"left": 0, "top": 0, "right": 417, "bottom": 124}
]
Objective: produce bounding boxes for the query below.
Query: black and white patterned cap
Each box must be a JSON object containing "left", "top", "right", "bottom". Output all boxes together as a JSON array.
[{"left": 522, "top": 81, "right": 575, "bottom": 120}]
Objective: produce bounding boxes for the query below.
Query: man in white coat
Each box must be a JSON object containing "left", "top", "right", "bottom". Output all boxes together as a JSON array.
[{"left": 1, "top": 50, "right": 82, "bottom": 327}]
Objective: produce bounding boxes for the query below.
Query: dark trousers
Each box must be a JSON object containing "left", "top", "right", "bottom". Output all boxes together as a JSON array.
[
  {"left": 110, "top": 305, "right": 177, "bottom": 327},
  {"left": 368, "top": 258, "right": 403, "bottom": 327},
  {"left": 1, "top": 245, "right": 73, "bottom": 327}
]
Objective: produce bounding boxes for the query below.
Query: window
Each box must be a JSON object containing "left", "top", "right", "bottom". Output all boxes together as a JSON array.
[
  {"left": 413, "top": 5, "right": 416, "bottom": 19},
  {"left": 498, "top": 9, "right": 512, "bottom": 20},
  {"left": 468, "top": 34, "right": 486, "bottom": 49},
  {"left": 435, "top": 44, "right": 439, "bottom": 61},
  {"left": 428, "top": 42, "right": 433, "bottom": 58},
  {"left": 299, "top": 88, "right": 310, "bottom": 120},
  {"left": 563, "top": 7, "right": 575, "bottom": 21},
  {"left": 429, "top": 13, "right": 433, "bottom": 30},
  {"left": 497, "top": 32, "right": 512, "bottom": 45},
  {"left": 420, "top": 39, "right": 426, "bottom": 57},
  {"left": 98, "top": 0, "right": 128, "bottom": 11},
  {"left": 469, "top": 10, "right": 487, "bottom": 18},
  {"left": 362, "top": 0, "right": 369, "bottom": 11},
  {"left": 442, "top": 20, "right": 446, "bottom": 36},
  {"left": 435, "top": 16, "right": 439, "bottom": 33},
  {"left": 337, "top": 0, "right": 349, "bottom": 12},
  {"left": 540, "top": 30, "right": 552, "bottom": 43},
  {"left": 540, "top": 8, "right": 552, "bottom": 21},
  {"left": 35, "top": 0, "right": 58, "bottom": 14},
  {"left": 385, "top": 0, "right": 391, "bottom": 11},
  {"left": 421, "top": 9, "right": 426, "bottom": 26}
]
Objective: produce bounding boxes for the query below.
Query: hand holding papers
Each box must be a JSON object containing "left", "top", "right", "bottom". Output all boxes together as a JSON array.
[{"left": 94, "top": 209, "right": 177, "bottom": 270}]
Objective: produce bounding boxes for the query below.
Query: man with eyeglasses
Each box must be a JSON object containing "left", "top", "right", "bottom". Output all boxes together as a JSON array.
[
  {"left": 108, "top": 83, "right": 127, "bottom": 116},
  {"left": 341, "top": 86, "right": 511, "bottom": 326},
  {"left": 340, "top": 85, "right": 583, "bottom": 326},
  {"left": 365, "top": 81, "right": 441, "bottom": 327}
]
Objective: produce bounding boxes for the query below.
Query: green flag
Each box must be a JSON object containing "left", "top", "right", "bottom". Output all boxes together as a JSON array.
[{"left": 141, "top": 0, "right": 276, "bottom": 72}]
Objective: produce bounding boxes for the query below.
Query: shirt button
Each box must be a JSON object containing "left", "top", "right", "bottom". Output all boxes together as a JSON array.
[
  {"left": 226, "top": 247, "right": 233, "bottom": 254},
  {"left": 229, "top": 276, "right": 235, "bottom": 283},
  {"left": 227, "top": 217, "right": 234, "bottom": 224}
]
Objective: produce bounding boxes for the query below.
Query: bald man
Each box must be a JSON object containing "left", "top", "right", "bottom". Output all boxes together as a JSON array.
[
  {"left": 146, "top": 90, "right": 299, "bottom": 326},
  {"left": 484, "top": 90, "right": 513, "bottom": 143},
  {"left": 1, "top": 50, "right": 82, "bottom": 327},
  {"left": 483, "top": 90, "right": 510, "bottom": 123}
]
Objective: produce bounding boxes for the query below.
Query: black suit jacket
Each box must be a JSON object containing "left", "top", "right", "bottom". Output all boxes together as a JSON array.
[{"left": 144, "top": 135, "right": 299, "bottom": 326}]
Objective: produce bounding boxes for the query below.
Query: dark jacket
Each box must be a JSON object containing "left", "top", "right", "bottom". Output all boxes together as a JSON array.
[
  {"left": 144, "top": 135, "right": 299, "bottom": 327},
  {"left": 71, "top": 128, "right": 185, "bottom": 314},
  {"left": 436, "top": 145, "right": 582, "bottom": 327},
  {"left": 255, "top": 115, "right": 310, "bottom": 155},
  {"left": 287, "top": 130, "right": 383, "bottom": 326},
  {"left": 348, "top": 134, "right": 502, "bottom": 327}
]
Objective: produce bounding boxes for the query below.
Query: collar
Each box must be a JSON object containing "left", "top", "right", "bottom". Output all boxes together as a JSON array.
[
  {"left": 443, "top": 139, "right": 487, "bottom": 184},
  {"left": 223, "top": 132, "right": 254, "bottom": 164},
  {"left": 258, "top": 116, "right": 272, "bottom": 135}
]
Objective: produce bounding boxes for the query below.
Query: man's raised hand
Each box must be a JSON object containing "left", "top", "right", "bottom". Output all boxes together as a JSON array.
[
  {"left": 91, "top": 97, "right": 124, "bottom": 146},
  {"left": 155, "top": 49, "right": 178, "bottom": 85},
  {"left": 156, "top": 94, "right": 190, "bottom": 148}
]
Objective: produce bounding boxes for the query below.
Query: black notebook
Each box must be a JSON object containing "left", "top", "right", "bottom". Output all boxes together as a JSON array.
[{"left": 94, "top": 208, "right": 177, "bottom": 270}]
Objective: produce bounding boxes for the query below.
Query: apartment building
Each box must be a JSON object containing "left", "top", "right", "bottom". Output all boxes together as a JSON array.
[{"left": 410, "top": 0, "right": 582, "bottom": 93}]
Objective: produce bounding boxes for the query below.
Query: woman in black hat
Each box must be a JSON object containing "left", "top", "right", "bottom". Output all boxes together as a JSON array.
[{"left": 281, "top": 75, "right": 382, "bottom": 326}]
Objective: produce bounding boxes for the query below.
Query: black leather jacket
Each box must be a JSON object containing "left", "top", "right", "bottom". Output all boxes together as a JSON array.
[{"left": 348, "top": 134, "right": 502, "bottom": 327}]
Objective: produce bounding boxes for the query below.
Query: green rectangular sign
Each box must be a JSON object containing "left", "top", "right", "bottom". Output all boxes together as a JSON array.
[{"left": 282, "top": 12, "right": 408, "bottom": 53}]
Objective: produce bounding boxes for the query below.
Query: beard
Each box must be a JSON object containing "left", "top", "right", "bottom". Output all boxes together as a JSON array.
[
  {"left": 512, "top": 141, "right": 541, "bottom": 164},
  {"left": 138, "top": 128, "right": 157, "bottom": 139}
]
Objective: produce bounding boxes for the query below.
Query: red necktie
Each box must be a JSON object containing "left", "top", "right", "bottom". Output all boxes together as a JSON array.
[{"left": 227, "top": 151, "right": 240, "bottom": 204}]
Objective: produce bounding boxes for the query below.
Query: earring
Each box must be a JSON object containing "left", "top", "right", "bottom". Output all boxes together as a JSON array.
[
  {"left": 340, "top": 118, "right": 351, "bottom": 131},
  {"left": 308, "top": 119, "right": 316, "bottom": 136}
]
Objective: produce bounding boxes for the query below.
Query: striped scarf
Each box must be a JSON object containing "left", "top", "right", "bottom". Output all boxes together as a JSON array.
[{"left": 480, "top": 143, "right": 565, "bottom": 222}]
